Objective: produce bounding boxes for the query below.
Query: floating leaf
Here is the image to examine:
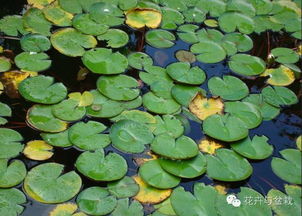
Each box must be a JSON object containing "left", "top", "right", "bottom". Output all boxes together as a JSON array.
[
  {"left": 51, "top": 28, "right": 97, "bottom": 57},
  {"left": 189, "top": 93, "right": 224, "bottom": 121},
  {"left": 206, "top": 148, "right": 253, "bottom": 181},
  {"left": 175, "top": 50, "right": 196, "bottom": 63},
  {"left": 223, "top": 32, "right": 253, "bottom": 52},
  {"left": 0, "top": 15, "right": 28, "bottom": 36},
  {"left": 108, "top": 176, "right": 139, "bottom": 198},
  {"left": 0, "top": 128, "right": 23, "bottom": 159},
  {"left": 139, "top": 160, "right": 181, "bottom": 189},
  {"left": 97, "top": 29, "right": 129, "bottom": 48},
  {"left": 52, "top": 99, "right": 86, "bottom": 121},
  {"left": 0, "top": 102, "right": 11, "bottom": 125},
  {"left": 297, "top": 135, "right": 302, "bottom": 151},
  {"left": 128, "top": 52, "right": 153, "bottom": 70},
  {"left": 111, "top": 198, "right": 143, "bottom": 216},
  {"left": 43, "top": 2, "right": 73, "bottom": 26},
  {"left": 219, "top": 12, "right": 255, "bottom": 34},
  {"left": 228, "top": 54, "right": 266, "bottom": 76},
  {"left": 204, "top": 19, "right": 218, "bottom": 27},
  {"left": 49, "top": 203, "right": 86, "bottom": 216},
  {"left": 231, "top": 135, "right": 273, "bottom": 160},
  {"left": 27, "top": 0, "right": 55, "bottom": 9},
  {"left": 68, "top": 91, "right": 93, "bottom": 107},
  {"left": 19, "top": 75, "right": 67, "bottom": 104},
  {"left": 262, "top": 86, "right": 298, "bottom": 107},
  {"left": 0, "top": 57, "right": 11, "bottom": 73},
  {"left": 0, "top": 71, "right": 30, "bottom": 98},
  {"left": 153, "top": 115, "right": 184, "bottom": 138},
  {"left": 75, "top": 149, "right": 127, "bottom": 181},
  {"left": 271, "top": 149, "right": 301, "bottom": 184},
  {"left": 72, "top": 13, "right": 108, "bottom": 35},
  {"left": 23, "top": 140, "right": 54, "bottom": 161},
  {"left": 0, "top": 188, "right": 26, "bottom": 216},
  {"left": 271, "top": 47, "right": 299, "bottom": 64},
  {"left": 82, "top": 48, "right": 128, "bottom": 74},
  {"left": 126, "top": 8, "right": 162, "bottom": 29},
  {"left": 177, "top": 24, "right": 199, "bottom": 44},
  {"left": 23, "top": 8, "right": 52, "bottom": 36},
  {"left": 41, "top": 130, "right": 72, "bottom": 148},
  {"left": 0, "top": 159, "right": 26, "bottom": 188},
  {"left": 69, "top": 121, "right": 110, "bottom": 151},
  {"left": 24, "top": 163, "right": 82, "bottom": 203},
  {"left": 26, "top": 105, "right": 68, "bottom": 133},
  {"left": 143, "top": 92, "right": 181, "bottom": 114},
  {"left": 183, "top": 7, "right": 206, "bottom": 23},
  {"left": 153, "top": 198, "right": 176, "bottom": 216},
  {"left": 58, "top": 0, "right": 101, "bottom": 14},
  {"left": 261, "top": 65, "right": 295, "bottom": 86},
  {"left": 146, "top": 30, "right": 176, "bottom": 48},
  {"left": 198, "top": 138, "right": 224, "bottom": 155},
  {"left": 171, "top": 85, "right": 202, "bottom": 107},
  {"left": 15, "top": 52, "right": 51, "bottom": 72},
  {"left": 76, "top": 187, "right": 117, "bottom": 216},
  {"left": 191, "top": 41, "right": 226, "bottom": 63},
  {"left": 20, "top": 34, "right": 51, "bottom": 52}
]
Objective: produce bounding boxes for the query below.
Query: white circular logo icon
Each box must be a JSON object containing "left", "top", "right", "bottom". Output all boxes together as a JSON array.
[{"left": 232, "top": 199, "right": 241, "bottom": 207}]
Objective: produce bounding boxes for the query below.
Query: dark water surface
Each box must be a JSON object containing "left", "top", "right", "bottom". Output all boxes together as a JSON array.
[{"left": 1, "top": 1, "right": 301, "bottom": 216}]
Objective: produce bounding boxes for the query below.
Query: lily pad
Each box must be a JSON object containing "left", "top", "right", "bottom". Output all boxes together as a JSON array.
[
  {"left": 97, "top": 75, "right": 139, "bottom": 101},
  {"left": 261, "top": 65, "right": 295, "bottom": 86},
  {"left": 126, "top": 8, "right": 162, "bottom": 29},
  {"left": 203, "top": 114, "right": 249, "bottom": 142},
  {"left": 208, "top": 75, "right": 249, "bottom": 100},
  {"left": 271, "top": 149, "right": 301, "bottom": 184},
  {"left": 23, "top": 140, "right": 54, "bottom": 161},
  {"left": 146, "top": 30, "right": 176, "bottom": 48},
  {"left": 151, "top": 134, "right": 198, "bottom": 159},
  {"left": 24, "top": 162, "right": 82, "bottom": 203},
  {"left": 69, "top": 121, "right": 110, "bottom": 151},
  {"left": 108, "top": 176, "right": 139, "bottom": 198},
  {"left": 159, "top": 152, "right": 207, "bottom": 178},
  {"left": 97, "top": 29, "right": 129, "bottom": 48},
  {"left": 204, "top": 19, "right": 218, "bottom": 27},
  {"left": 228, "top": 54, "right": 266, "bottom": 76},
  {"left": 20, "top": 34, "right": 51, "bottom": 52},
  {"left": 223, "top": 32, "right": 253, "bottom": 52},
  {"left": 166, "top": 62, "right": 206, "bottom": 85},
  {"left": 82, "top": 48, "right": 128, "bottom": 74},
  {"left": 153, "top": 115, "right": 184, "bottom": 138},
  {"left": 177, "top": 24, "right": 199, "bottom": 44},
  {"left": 219, "top": 12, "right": 255, "bottom": 34},
  {"left": 49, "top": 203, "right": 86, "bottom": 216},
  {"left": 41, "top": 130, "right": 72, "bottom": 147},
  {"left": 19, "top": 75, "right": 67, "bottom": 104},
  {"left": 139, "top": 160, "right": 181, "bottom": 189},
  {"left": 231, "top": 135, "right": 273, "bottom": 160},
  {"left": 43, "top": 2, "right": 73, "bottom": 26},
  {"left": 175, "top": 50, "right": 196, "bottom": 63},
  {"left": 58, "top": 0, "right": 100, "bottom": 13},
  {"left": 76, "top": 187, "right": 117, "bottom": 216},
  {"left": 75, "top": 149, "right": 127, "bottom": 181},
  {"left": 0, "top": 188, "right": 26, "bottom": 216},
  {"left": 128, "top": 52, "right": 153, "bottom": 70},
  {"left": 23, "top": 8, "right": 52, "bottom": 36},
  {"left": 0, "top": 159, "right": 26, "bottom": 188},
  {"left": 72, "top": 13, "right": 109, "bottom": 35},
  {"left": 139, "top": 65, "right": 172, "bottom": 86},
  {"left": 51, "top": 28, "right": 97, "bottom": 57},
  {"left": 206, "top": 148, "right": 253, "bottom": 181},
  {"left": 171, "top": 85, "right": 202, "bottom": 107},
  {"left": 0, "top": 57, "right": 11, "bottom": 73},
  {"left": 271, "top": 47, "right": 299, "bottom": 64},
  {"left": 161, "top": 7, "right": 184, "bottom": 30},
  {"left": 110, "top": 119, "right": 154, "bottom": 153},
  {"left": 0, "top": 15, "right": 28, "bottom": 36},
  {"left": 111, "top": 198, "right": 143, "bottom": 216},
  {"left": 110, "top": 110, "right": 156, "bottom": 128},
  {"left": 28, "top": 0, "right": 55, "bottom": 9},
  {"left": 0, "top": 102, "right": 11, "bottom": 125},
  {"left": 52, "top": 99, "right": 86, "bottom": 121},
  {"left": 26, "top": 105, "right": 68, "bottom": 133},
  {"left": 68, "top": 91, "right": 93, "bottom": 107},
  {"left": 15, "top": 52, "right": 51, "bottom": 72},
  {"left": 0, "top": 128, "right": 24, "bottom": 159},
  {"left": 262, "top": 86, "right": 298, "bottom": 107},
  {"left": 191, "top": 41, "right": 226, "bottom": 63},
  {"left": 143, "top": 92, "right": 181, "bottom": 114}
]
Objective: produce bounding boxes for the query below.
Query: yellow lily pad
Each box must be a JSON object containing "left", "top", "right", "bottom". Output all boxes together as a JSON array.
[
  {"left": 261, "top": 65, "right": 295, "bottom": 86},
  {"left": 133, "top": 176, "right": 171, "bottom": 204},
  {"left": 214, "top": 184, "right": 228, "bottom": 195},
  {"left": 49, "top": 203, "right": 86, "bottom": 216},
  {"left": 198, "top": 138, "right": 224, "bottom": 154},
  {"left": 126, "top": 8, "right": 162, "bottom": 29},
  {"left": 0, "top": 81, "right": 3, "bottom": 95},
  {"left": 189, "top": 93, "right": 224, "bottom": 121},
  {"left": 204, "top": 19, "right": 218, "bottom": 27},
  {"left": 297, "top": 44, "right": 302, "bottom": 55},
  {"left": 0, "top": 46, "right": 3, "bottom": 53},
  {"left": 0, "top": 71, "right": 30, "bottom": 98},
  {"left": 23, "top": 140, "right": 54, "bottom": 161},
  {"left": 296, "top": 135, "right": 302, "bottom": 151},
  {"left": 68, "top": 91, "right": 94, "bottom": 107},
  {"left": 27, "top": 0, "right": 55, "bottom": 9}
]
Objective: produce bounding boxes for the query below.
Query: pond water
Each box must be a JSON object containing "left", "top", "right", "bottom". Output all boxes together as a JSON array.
[{"left": 1, "top": 0, "right": 301, "bottom": 216}]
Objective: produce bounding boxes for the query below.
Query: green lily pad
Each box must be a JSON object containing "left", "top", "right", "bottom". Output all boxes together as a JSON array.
[
  {"left": 183, "top": 7, "right": 206, "bottom": 23},
  {"left": 267, "top": 185, "right": 301, "bottom": 216},
  {"left": 26, "top": 105, "right": 68, "bottom": 133},
  {"left": 110, "top": 110, "right": 156, "bottom": 128},
  {"left": 271, "top": 149, "right": 301, "bottom": 184},
  {"left": 228, "top": 54, "right": 266, "bottom": 76},
  {"left": 15, "top": 52, "right": 51, "bottom": 72},
  {"left": 68, "top": 91, "right": 94, "bottom": 107},
  {"left": 153, "top": 115, "right": 184, "bottom": 138},
  {"left": 191, "top": 41, "right": 226, "bottom": 63},
  {"left": 75, "top": 149, "right": 127, "bottom": 181},
  {"left": 151, "top": 134, "right": 198, "bottom": 159},
  {"left": 97, "top": 29, "right": 129, "bottom": 48},
  {"left": 23, "top": 8, "right": 52, "bottom": 36},
  {"left": 143, "top": 92, "right": 181, "bottom": 114},
  {"left": 111, "top": 198, "right": 143, "bottom": 216},
  {"left": 108, "top": 176, "right": 139, "bottom": 198},
  {"left": 139, "top": 160, "right": 181, "bottom": 189},
  {"left": 171, "top": 84, "right": 202, "bottom": 107},
  {"left": 118, "top": 0, "right": 137, "bottom": 10},
  {"left": 216, "top": 187, "right": 272, "bottom": 216},
  {"left": 0, "top": 102, "right": 11, "bottom": 125},
  {"left": 204, "top": 19, "right": 218, "bottom": 27},
  {"left": 24, "top": 162, "right": 82, "bottom": 203},
  {"left": 196, "top": 28, "right": 224, "bottom": 42},
  {"left": 97, "top": 75, "right": 139, "bottom": 101},
  {"left": 0, "top": 159, "right": 26, "bottom": 188},
  {"left": 89, "top": 2, "right": 124, "bottom": 26},
  {"left": 160, "top": 0, "right": 187, "bottom": 11},
  {"left": 170, "top": 183, "right": 218, "bottom": 216},
  {"left": 139, "top": 65, "right": 173, "bottom": 86},
  {"left": 161, "top": 7, "right": 184, "bottom": 30},
  {"left": 20, "top": 34, "right": 51, "bottom": 52},
  {"left": 76, "top": 187, "right": 117, "bottom": 216},
  {"left": 175, "top": 50, "right": 196, "bottom": 63},
  {"left": 231, "top": 135, "right": 273, "bottom": 160},
  {"left": 128, "top": 52, "right": 153, "bottom": 70},
  {"left": 208, "top": 75, "right": 249, "bottom": 100},
  {"left": 203, "top": 114, "right": 249, "bottom": 142},
  {"left": 150, "top": 79, "right": 174, "bottom": 99},
  {"left": 225, "top": 101, "right": 262, "bottom": 129},
  {"left": 110, "top": 119, "right": 154, "bottom": 153},
  {"left": 0, "top": 188, "right": 26, "bottom": 216},
  {"left": 52, "top": 99, "right": 86, "bottom": 121},
  {"left": 177, "top": 24, "right": 199, "bottom": 44},
  {"left": 196, "top": 0, "right": 226, "bottom": 17},
  {"left": 72, "top": 13, "right": 109, "bottom": 35},
  {"left": 166, "top": 62, "right": 206, "bottom": 85},
  {"left": 19, "top": 75, "right": 67, "bottom": 104},
  {"left": 146, "top": 30, "right": 176, "bottom": 48},
  {"left": 0, "top": 128, "right": 24, "bottom": 159},
  {"left": 42, "top": 2, "right": 73, "bottom": 26},
  {"left": 226, "top": 0, "right": 256, "bottom": 17},
  {"left": 206, "top": 148, "right": 253, "bottom": 181},
  {"left": 262, "top": 86, "right": 298, "bottom": 107},
  {"left": 58, "top": 0, "right": 100, "bottom": 13},
  {"left": 218, "top": 12, "right": 255, "bottom": 34},
  {"left": 82, "top": 48, "right": 128, "bottom": 74},
  {"left": 69, "top": 121, "right": 110, "bottom": 151},
  {"left": 153, "top": 198, "right": 176, "bottom": 216},
  {"left": 41, "top": 130, "right": 72, "bottom": 147},
  {"left": 51, "top": 28, "right": 97, "bottom": 57},
  {"left": 0, "top": 15, "right": 28, "bottom": 36},
  {"left": 223, "top": 32, "right": 253, "bottom": 52},
  {"left": 271, "top": 47, "right": 299, "bottom": 64},
  {"left": 159, "top": 152, "right": 207, "bottom": 178},
  {"left": 0, "top": 57, "right": 11, "bottom": 73}
]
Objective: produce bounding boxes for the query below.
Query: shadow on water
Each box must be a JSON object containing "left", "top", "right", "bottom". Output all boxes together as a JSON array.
[{"left": 1, "top": 1, "right": 301, "bottom": 215}]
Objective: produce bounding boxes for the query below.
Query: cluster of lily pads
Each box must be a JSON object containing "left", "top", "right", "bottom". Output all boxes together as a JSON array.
[{"left": 0, "top": 0, "right": 301, "bottom": 215}]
